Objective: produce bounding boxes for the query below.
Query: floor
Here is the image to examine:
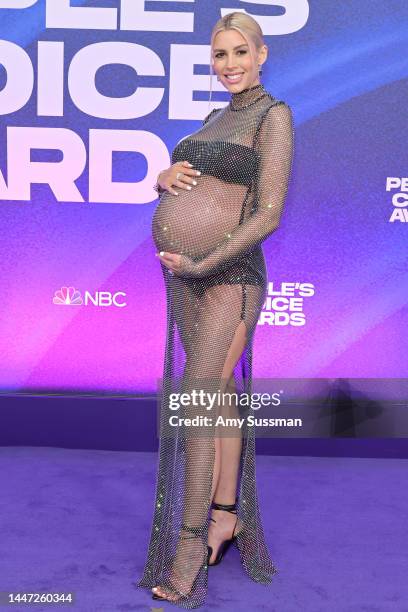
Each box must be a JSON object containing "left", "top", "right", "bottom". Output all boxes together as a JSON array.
[{"left": 0, "top": 447, "right": 406, "bottom": 611}]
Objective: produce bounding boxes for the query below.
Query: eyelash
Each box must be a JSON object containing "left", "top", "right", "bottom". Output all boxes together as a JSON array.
[{"left": 214, "top": 50, "right": 247, "bottom": 59}]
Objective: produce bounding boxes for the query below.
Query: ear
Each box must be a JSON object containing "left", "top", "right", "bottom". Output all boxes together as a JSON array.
[{"left": 258, "top": 44, "right": 268, "bottom": 66}]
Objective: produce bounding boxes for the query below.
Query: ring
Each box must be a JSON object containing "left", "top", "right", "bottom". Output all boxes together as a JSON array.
[{"left": 176, "top": 172, "right": 183, "bottom": 180}]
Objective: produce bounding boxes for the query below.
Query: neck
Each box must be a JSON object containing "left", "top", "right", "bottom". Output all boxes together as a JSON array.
[{"left": 229, "top": 82, "right": 266, "bottom": 110}]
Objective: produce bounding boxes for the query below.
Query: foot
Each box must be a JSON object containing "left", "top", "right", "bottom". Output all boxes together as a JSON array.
[
  {"left": 207, "top": 508, "right": 243, "bottom": 565},
  {"left": 151, "top": 525, "right": 207, "bottom": 602}
]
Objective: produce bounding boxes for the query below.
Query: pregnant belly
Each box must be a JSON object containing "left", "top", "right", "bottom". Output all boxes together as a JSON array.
[{"left": 152, "top": 181, "right": 245, "bottom": 259}]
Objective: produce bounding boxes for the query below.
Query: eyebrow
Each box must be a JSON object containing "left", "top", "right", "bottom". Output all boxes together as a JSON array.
[{"left": 213, "top": 43, "right": 249, "bottom": 52}]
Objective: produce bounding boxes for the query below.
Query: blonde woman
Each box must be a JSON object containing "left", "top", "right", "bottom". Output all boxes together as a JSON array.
[{"left": 137, "top": 11, "right": 294, "bottom": 608}]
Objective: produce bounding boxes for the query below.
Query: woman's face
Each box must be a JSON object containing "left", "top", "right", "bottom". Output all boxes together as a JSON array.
[{"left": 212, "top": 29, "right": 265, "bottom": 93}]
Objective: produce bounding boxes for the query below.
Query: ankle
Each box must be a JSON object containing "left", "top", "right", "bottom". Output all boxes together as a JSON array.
[{"left": 212, "top": 495, "right": 238, "bottom": 505}]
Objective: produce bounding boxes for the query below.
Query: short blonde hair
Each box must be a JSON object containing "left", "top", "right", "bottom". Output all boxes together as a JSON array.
[{"left": 208, "top": 12, "right": 265, "bottom": 107}]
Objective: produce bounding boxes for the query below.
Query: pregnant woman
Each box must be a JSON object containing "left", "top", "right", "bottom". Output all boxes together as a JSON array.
[{"left": 137, "top": 11, "right": 294, "bottom": 609}]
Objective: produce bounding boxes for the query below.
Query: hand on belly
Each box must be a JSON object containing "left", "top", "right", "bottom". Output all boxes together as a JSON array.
[{"left": 152, "top": 185, "right": 241, "bottom": 259}]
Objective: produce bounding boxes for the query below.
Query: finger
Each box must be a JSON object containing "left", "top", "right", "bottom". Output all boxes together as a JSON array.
[
  {"left": 157, "top": 184, "right": 178, "bottom": 196},
  {"left": 156, "top": 250, "right": 173, "bottom": 261},
  {"left": 179, "top": 166, "right": 201, "bottom": 180},
  {"left": 175, "top": 164, "right": 201, "bottom": 189},
  {"left": 161, "top": 251, "right": 179, "bottom": 260},
  {"left": 175, "top": 177, "right": 199, "bottom": 190},
  {"left": 157, "top": 252, "right": 176, "bottom": 266},
  {"left": 180, "top": 161, "right": 202, "bottom": 177},
  {"left": 175, "top": 179, "right": 193, "bottom": 191}
]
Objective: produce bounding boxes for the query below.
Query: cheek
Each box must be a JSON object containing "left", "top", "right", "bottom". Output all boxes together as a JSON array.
[{"left": 241, "top": 55, "right": 255, "bottom": 70}]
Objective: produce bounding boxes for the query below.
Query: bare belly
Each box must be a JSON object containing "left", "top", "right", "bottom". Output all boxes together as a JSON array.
[{"left": 152, "top": 177, "right": 247, "bottom": 259}]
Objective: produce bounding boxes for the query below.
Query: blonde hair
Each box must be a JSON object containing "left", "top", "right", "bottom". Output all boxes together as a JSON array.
[{"left": 208, "top": 12, "right": 265, "bottom": 109}]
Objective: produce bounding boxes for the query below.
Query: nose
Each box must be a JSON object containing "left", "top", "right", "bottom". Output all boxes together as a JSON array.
[{"left": 225, "top": 54, "right": 238, "bottom": 69}]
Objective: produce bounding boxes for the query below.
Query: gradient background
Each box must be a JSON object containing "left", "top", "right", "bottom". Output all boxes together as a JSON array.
[{"left": 0, "top": 0, "right": 407, "bottom": 396}]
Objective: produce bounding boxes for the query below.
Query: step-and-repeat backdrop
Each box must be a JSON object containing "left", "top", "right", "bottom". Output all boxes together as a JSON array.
[{"left": 0, "top": 1, "right": 407, "bottom": 395}]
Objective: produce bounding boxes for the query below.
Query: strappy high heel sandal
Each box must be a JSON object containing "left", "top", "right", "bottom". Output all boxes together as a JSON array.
[
  {"left": 207, "top": 499, "right": 242, "bottom": 567},
  {"left": 152, "top": 522, "right": 208, "bottom": 603}
]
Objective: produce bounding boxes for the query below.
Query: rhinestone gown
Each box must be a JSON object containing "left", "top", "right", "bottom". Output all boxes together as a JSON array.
[{"left": 137, "top": 83, "right": 294, "bottom": 608}]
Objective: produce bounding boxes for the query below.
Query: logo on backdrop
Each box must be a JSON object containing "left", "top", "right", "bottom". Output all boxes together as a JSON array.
[
  {"left": 0, "top": 1, "right": 309, "bottom": 204},
  {"left": 386, "top": 177, "right": 408, "bottom": 222},
  {"left": 53, "top": 286, "right": 126, "bottom": 308},
  {"left": 258, "top": 282, "right": 315, "bottom": 327}
]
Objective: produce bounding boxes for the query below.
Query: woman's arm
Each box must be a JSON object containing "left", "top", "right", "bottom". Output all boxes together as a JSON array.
[{"left": 179, "top": 101, "right": 294, "bottom": 278}]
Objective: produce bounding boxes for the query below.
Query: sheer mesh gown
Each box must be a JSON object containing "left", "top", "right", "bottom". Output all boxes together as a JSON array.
[{"left": 137, "top": 83, "right": 294, "bottom": 608}]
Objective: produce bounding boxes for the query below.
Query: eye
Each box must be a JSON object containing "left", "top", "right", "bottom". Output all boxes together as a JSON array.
[{"left": 214, "top": 49, "right": 248, "bottom": 59}]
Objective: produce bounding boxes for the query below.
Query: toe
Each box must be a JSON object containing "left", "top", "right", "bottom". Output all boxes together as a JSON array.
[
  {"left": 152, "top": 585, "right": 175, "bottom": 601},
  {"left": 152, "top": 586, "right": 163, "bottom": 597}
]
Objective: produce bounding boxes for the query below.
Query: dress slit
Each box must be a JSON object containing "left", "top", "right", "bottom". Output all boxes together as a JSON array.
[{"left": 241, "top": 283, "right": 247, "bottom": 320}]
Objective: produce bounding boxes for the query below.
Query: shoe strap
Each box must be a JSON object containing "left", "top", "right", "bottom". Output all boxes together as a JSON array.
[
  {"left": 210, "top": 499, "right": 239, "bottom": 527},
  {"left": 210, "top": 499, "right": 238, "bottom": 514}
]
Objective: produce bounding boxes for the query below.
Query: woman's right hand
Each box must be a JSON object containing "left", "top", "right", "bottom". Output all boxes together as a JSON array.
[{"left": 156, "top": 161, "right": 201, "bottom": 196}]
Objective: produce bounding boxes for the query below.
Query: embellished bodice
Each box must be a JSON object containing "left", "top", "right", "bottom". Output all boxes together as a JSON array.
[{"left": 171, "top": 139, "right": 259, "bottom": 187}]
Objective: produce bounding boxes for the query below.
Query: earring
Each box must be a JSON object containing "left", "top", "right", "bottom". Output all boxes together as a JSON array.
[{"left": 258, "top": 64, "right": 263, "bottom": 76}]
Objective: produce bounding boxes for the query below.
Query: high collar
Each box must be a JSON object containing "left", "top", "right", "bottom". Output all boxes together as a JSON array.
[{"left": 229, "top": 82, "right": 267, "bottom": 110}]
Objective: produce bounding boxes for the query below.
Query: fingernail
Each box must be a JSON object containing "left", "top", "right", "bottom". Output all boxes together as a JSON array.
[
  {"left": 174, "top": 192, "right": 179, "bottom": 196},
  {"left": 192, "top": 180, "right": 197, "bottom": 186},
  {"left": 196, "top": 171, "right": 201, "bottom": 176},
  {"left": 187, "top": 163, "right": 194, "bottom": 167},
  {"left": 159, "top": 251, "right": 164, "bottom": 256},
  {"left": 187, "top": 185, "right": 192, "bottom": 190}
]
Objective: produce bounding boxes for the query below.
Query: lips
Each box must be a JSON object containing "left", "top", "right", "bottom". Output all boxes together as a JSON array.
[{"left": 225, "top": 73, "right": 244, "bottom": 82}]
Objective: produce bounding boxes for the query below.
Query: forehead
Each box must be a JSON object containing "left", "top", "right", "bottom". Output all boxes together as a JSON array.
[{"left": 213, "top": 29, "right": 249, "bottom": 51}]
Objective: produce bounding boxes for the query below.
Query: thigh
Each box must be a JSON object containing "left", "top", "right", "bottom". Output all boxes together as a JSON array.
[
  {"left": 184, "top": 283, "right": 265, "bottom": 380},
  {"left": 169, "top": 276, "right": 201, "bottom": 357}
]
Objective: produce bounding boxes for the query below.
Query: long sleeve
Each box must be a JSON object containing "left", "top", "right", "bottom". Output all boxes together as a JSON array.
[{"left": 179, "top": 101, "right": 294, "bottom": 278}]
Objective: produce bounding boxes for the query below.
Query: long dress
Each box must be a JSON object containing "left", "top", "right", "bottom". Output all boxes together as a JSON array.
[{"left": 137, "top": 82, "right": 294, "bottom": 608}]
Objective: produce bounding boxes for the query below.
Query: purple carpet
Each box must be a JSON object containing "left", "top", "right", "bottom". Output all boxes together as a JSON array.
[{"left": 0, "top": 447, "right": 406, "bottom": 611}]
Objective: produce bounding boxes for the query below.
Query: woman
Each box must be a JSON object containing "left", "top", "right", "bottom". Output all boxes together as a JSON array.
[{"left": 137, "top": 11, "right": 294, "bottom": 608}]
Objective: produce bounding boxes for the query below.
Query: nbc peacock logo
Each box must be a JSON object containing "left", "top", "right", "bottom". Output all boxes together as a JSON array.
[
  {"left": 52, "top": 286, "right": 127, "bottom": 307},
  {"left": 53, "top": 286, "right": 83, "bottom": 306}
]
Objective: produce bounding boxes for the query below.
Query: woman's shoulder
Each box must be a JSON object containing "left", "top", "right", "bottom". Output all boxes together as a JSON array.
[
  {"left": 262, "top": 96, "right": 293, "bottom": 123},
  {"left": 255, "top": 96, "right": 294, "bottom": 144},
  {"left": 264, "top": 91, "right": 291, "bottom": 109}
]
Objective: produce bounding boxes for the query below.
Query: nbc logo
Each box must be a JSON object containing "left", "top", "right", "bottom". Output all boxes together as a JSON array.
[
  {"left": 53, "top": 286, "right": 126, "bottom": 308},
  {"left": 53, "top": 286, "right": 83, "bottom": 306}
]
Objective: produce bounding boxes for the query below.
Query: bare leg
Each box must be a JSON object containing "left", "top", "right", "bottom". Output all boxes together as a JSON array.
[
  {"left": 210, "top": 437, "right": 221, "bottom": 501},
  {"left": 208, "top": 321, "right": 248, "bottom": 563}
]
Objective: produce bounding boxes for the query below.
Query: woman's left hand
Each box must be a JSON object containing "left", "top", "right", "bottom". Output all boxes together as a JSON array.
[{"left": 156, "top": 251, "right": 197, "bottom": 277}]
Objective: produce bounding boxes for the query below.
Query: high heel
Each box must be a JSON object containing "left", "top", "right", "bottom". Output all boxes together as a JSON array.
[
  {"left": 152, "top": 522, "right": 208, "bottom": 603},
  {"left": 207, "top": 499, "right": 242, "bottom": 567}
]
